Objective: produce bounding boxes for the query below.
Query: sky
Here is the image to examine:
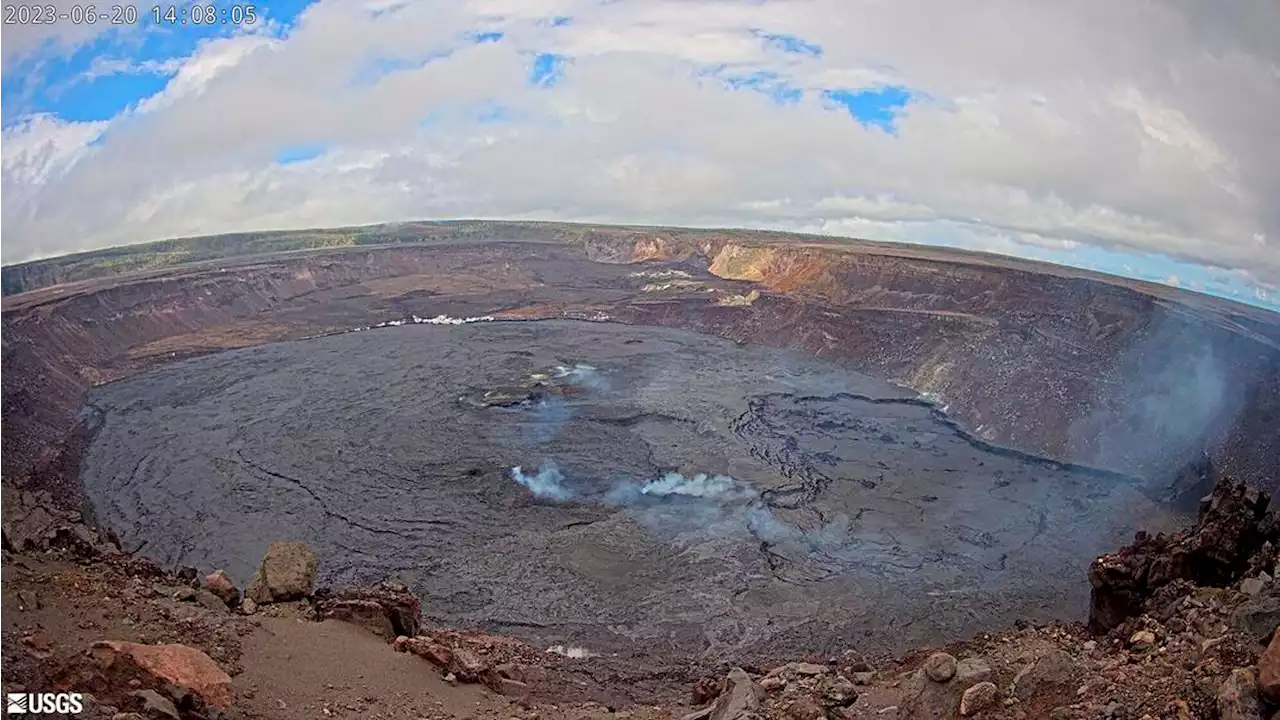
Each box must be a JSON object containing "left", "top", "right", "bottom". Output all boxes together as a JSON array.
[{"left": 2, "top": 0, "right": 1278, "bottom": 312}]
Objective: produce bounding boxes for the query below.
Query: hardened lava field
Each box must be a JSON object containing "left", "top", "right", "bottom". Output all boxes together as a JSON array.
[{"left": 80, "top": 320, "right": 1180, "bottom": 659}]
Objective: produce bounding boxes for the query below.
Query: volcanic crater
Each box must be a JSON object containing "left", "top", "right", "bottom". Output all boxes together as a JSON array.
[
  {"left": 4, "top": 223, "right": 1278, "bottom": 665},
  {"left": 80, "top": 319, "right": 1172, "bottom": 659}
]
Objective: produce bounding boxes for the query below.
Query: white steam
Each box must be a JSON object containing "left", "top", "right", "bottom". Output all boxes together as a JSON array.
[{"left": 510, "top": 461, "right": 575, "bottom": 501}]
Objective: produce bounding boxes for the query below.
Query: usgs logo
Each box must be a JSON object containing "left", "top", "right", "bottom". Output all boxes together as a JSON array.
[{"left": 6, "top": 692, "right": 83, "bottom": 715}]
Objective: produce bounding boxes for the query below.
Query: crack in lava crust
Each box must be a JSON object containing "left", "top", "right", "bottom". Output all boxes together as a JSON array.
[{"left": 78, "top": 320, "right": 1187, "bottom": 660}]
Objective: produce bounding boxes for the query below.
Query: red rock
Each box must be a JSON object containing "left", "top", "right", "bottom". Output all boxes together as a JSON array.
[
  {"left": 451, "top": 647, "right": 491, "bottom": 682},
  {"left": 310, "top": 581, "right": 420, "bottom": 638},
  {"left": 402, "top": 637, "right": 453, "bottom": 669},
  {"left": 202, "top": 570, "right": 240, "bottom": 607},
  {"left": 90, "top": 640, "right": 232, "bottom": 708},
  {"left": 1258, "top": 628, "right": 1280, "bottom": 702}
]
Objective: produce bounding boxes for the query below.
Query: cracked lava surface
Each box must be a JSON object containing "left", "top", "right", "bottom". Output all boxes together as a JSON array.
[{"left": 79, "top": 320, "right": 1183, "bottom": 659}]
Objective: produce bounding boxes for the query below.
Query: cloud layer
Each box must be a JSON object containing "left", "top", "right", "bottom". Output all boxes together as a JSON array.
[{"left": 2, "top": 0, "right": 1278, "bottom": 305}]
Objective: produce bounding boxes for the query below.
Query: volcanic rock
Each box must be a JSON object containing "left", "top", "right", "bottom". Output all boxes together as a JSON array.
[
  {"left": 709, "top": 668, "right": 762, "bottom": 720},
  {"left": 1089, "top": 464, "right": 1279, "bottom": 633},
  {"left": 2, "top": 502, "right": 60, "bottom": 551},
  {"left": 758, "top": 676, "right": 784, "bottom": 693},
  {"left": 784, "top": 696, "right": 825, "bottom": 720},
  {"left": 924, "top": 653, "right": 957, "bottom": 682},
  {"left": 693, "top": 676, "right": 728, "bottom": 703},
  {"left": 311, "top": 580, "right": 421, "bottom": 638},
  {"left": 1231, "top": 596, "right": 1280, "bottom": 643},
  {"left": 245, "top": 541, "right": 316, "bottom": 604},
  {"left": 954, "top": 658, "right": 993, "bottom": 686},
  {"left": 393, "top": 636, "right": 454, "bottom": 668},
  {"left": 1241, "top": 576, "right": 1269, "bottom": 597},
  {"left": 128, "top": 689, "right": 179, "bottom": 720},
  {"left": 1258, "top": 630, "right": 1280, "bottom": 701},
  {"left": 89, "top": 640, "right": 232, "bottom": 708},
  {"left": 958, "top": 682, "right": 997, "bottom": 717},
  {"left": 201, "top": 570, "right": 239, "bottom": 607},
  {"left": 818, "top": 675, "right": 858, "bottom": 707},
  {"left": 193, "top": 589, "right": 228, "bottom": 613},
  {"left": 1010, "top": 649, "right": 1077, "bottom": 702},
  {"left": 1218, "top": 667, "right": 1264, "bottom": 720},
  {"left": 1128, "top": 629, "right": 1157, "bottom": 651}
]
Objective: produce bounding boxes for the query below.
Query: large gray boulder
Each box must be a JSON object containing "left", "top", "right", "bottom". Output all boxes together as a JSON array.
[
  {"left": 245, "top": 541, "right": 317, "bottom": 604},
  {"left": 899, "top": 655, "right": 994, "bottom": 720}
]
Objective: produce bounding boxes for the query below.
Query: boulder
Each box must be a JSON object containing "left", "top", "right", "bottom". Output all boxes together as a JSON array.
[
  {"left": 782, "top": 662, "right": 827, "bottom": 676},
  {"left": 1232, "top": 597, "right": 1280, "bottom": 643},
  {"left": 16, "top": 589, "right": 41, "bottom": 611},
  {"left": 818, "top": 675, "right": 858, "bottom": 708},
  {"left": 898, "top": 655, "right": 994, "bottom": 720},
  {"left": 1218, "top": 667, "right": 1264, "bottom": 720},
  {"left": 924, "top": 653, "right": 957, "bottom": 682},
  {"left": 1258, "top": 629, "right": 1280, "bottom": 702},
  {"left": 1242, "top": 577, "right": 1269, "bottom": 597},
  {"left": 89, "top": 641, "right": 231, "bottom": 708},
  {"left": 1010, "top": 650, "right": 1077, "bottom": 702},
  {"left": 954, "top": 658, "right": 992, "bottom": 685},
  {"left": 201, "top": 570, "right": 240, "bottom": 607},
  {"left": 898, "top": 668, "right": 958, "bottom": 720},
  {"left": 785, "top": 697, "right": 826, "bottom": 720},
  {"left": 245, "top": 541, "right": 316, "bottom": 604},
  {"left": 959, "top": 682, "right": 998, "bottom": 717},
  {"left": 710, "top": 668, "right": 762, "bottom": 720},
  {"left": 311, "top": 580, "right": 421, "bottom": 638},
  {"left": 193, "top": 589, "right": 228, "bottom": 613}
]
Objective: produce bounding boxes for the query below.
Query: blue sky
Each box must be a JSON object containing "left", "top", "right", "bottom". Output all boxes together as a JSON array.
[
  {"left": 2, "top": 1, "right": 312, "bottom": 125},
  {"left": 2, "top": 0, "right": 1277, "bottom": 312}
]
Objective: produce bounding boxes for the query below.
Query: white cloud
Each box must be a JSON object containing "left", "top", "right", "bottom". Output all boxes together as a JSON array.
[{"left": 1, "top": 0, "right": 1278, "bottom": 291}]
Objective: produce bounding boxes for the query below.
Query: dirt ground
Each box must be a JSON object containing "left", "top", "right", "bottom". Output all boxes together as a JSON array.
[{"left": 1, "top": 546, "right": 695, "bottom": 720}]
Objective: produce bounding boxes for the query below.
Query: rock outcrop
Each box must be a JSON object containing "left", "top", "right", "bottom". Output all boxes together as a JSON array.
[
  {"left": 1089, "top": 462, "right": 1279, "bottom": 633},
  {"left": 311, "top": 580, "right": 421, "bottom": 638}
]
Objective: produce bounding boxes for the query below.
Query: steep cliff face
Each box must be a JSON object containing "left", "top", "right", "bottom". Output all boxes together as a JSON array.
[
  {"left": 3, "top": 234, "right": 1277, "bottom": 517},
  {"left": 588, "top": 234, "right": 1280, "bottom": 488}
]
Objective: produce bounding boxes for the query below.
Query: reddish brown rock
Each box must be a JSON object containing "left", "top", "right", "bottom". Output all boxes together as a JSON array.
[
  {"left": 89, "top": 640, "right": 231, "bottom": 708},
  {"left": 201, "top": 570, "right": 239, "bottom": 607},
  {"left": 1258, "top": 628, "right": 1280, "bottom": 702},
  {"left": 692, "top": 676, "right": 727, "bottom": 704},
  {"left": 1219, "top": 667, "right": 1264, "bottom": 720},
  {"left": 310, "top": 580, "right": 420, "bottom": 638},
  {"left": 451, "top": 647, "right": 491, "bottom": 682},
  {"left": 959, "top": 682, "right": 998, "bottom": 717}
]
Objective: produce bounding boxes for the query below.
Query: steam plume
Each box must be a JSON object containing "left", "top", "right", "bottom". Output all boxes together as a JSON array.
[{"left": 510, "top": 461, "right": 575, "bottom": 500}]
